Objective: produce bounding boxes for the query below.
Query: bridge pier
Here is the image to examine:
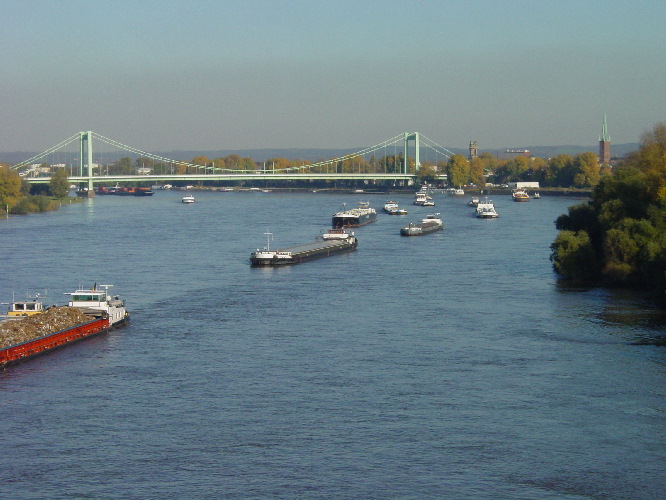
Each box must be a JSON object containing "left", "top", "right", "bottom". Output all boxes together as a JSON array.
[{"left": 403, "top": 132, "right": 420, "bottom": 174}]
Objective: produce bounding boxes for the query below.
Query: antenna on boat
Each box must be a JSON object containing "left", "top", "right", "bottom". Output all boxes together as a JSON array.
[{"left": 263, "top": 232, "right": 273, "bottom": 251}]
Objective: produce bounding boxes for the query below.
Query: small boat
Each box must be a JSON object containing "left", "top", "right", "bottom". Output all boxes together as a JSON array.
[
  {"left": 400, "top": 214, "right": 443, "bottom": 236},
  {"left": 533, "top": 192, "right": 540, "bottom": 199},
  {"left": 182, "top": 195, "right": 195, "bottom": 204},
  {"left": 475, "top": 198, "right": 499, "bottom": 219},
  {"left": 413, "top": 192, "right": 435, "bottom": 206},
  {"left": 383, "top": 201, "right": 408, "bottom": 215},
  {"left": 512, "top": 189, "right": 530, "bottom": 202},
  {"left": 468, "top": 197, "right": 480, "bottom": 207},
  {"left": 448, "top": 187, "right": 465, "bottom": 196}
]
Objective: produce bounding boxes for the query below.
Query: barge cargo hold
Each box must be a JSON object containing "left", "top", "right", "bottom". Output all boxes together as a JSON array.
[
  {"left": 250, "top": 229, "right": 358, "bottom": 266},
  {"left": 332, "top": 202, "right": 377, "bottom": 228},
  {"left": 1, "top": 317, "right": 110, "bottom": 369}
]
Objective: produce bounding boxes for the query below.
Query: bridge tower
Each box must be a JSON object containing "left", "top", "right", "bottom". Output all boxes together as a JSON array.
[
  {"left": 79, "top": 131, "right": 95, "bottom": 197},
  {"left": 403, "top": 132, "right": 420, "bottom": 174}
]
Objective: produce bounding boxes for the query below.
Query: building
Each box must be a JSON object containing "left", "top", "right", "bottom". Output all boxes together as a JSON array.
[
  {"left": 509, "top": 182, "right": 540, "bottom": 189},
  {"left": 468, "top": 141, "right": 478, "bottom": 161},
  {"left": 599, "top": 114, "right": 611, "bottom": 164}
]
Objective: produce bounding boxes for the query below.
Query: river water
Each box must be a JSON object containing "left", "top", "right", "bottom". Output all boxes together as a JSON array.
[{"left": 1, "top": 190, "right": 665, "bottom": 499}]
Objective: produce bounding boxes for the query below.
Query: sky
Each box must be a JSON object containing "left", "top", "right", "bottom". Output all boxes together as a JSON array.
[{"left": 2, "top": 0, "right": 665, "bottom": 153}]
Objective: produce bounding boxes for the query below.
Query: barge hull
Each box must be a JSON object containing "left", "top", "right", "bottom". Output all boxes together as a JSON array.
[{"left": 1, "top": 317, "right": 110, "bottom": 369}]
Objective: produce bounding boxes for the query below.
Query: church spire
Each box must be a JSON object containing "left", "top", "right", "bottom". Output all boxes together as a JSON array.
[
  {"left": 600, "top": 114, "right": 611, "bottom": 142},
  {"left": 599, "top": 114, "right": 611, "bottom": 164}
]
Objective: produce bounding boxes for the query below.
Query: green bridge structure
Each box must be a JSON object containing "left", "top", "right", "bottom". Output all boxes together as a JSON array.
[{"left": 11, "top": 131, "right": 455, "bottom": 196}]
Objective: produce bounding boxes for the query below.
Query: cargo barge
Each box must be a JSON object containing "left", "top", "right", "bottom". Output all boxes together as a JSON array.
[
  {"left": 97, "top": 185, "right": 154, "bottom": 196},
  {"left": 400, "top": 214, "right": 443, "bottom": 236},
  {"left": 332, "top": 202, "right": 377, "bottom": 228},
  {"left": 250, "top": 229, "right": 358, "bottom": 266},
  {"left": 0, "top": 284, "right": 129, "bottom": 369}
]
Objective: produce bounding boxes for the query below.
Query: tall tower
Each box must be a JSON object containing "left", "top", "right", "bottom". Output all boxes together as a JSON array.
[
  {"left": 468, "top": 141, "right": 478, "bottom": 161},
  {"left": 599, "top": 115, "right": 611, "bottom": 164}
]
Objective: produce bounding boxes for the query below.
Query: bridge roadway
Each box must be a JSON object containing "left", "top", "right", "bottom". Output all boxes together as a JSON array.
[{"left": 24, "top": 173, "right": 415, "bottom": 184}]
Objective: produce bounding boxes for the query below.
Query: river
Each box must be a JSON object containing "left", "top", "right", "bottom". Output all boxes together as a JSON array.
[{"left": 1, "top": 189, "right": 665, "bottom": 499}]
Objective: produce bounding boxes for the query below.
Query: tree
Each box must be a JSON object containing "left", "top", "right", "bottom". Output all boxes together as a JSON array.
[
  {"left": 572, "top": 152, "right": 600, "bottom": 187},
  {"left": 469, "top": 157, "right": 485, "bottom": 187},
  {"left": 416, "top": 164, "right": 439, "bottom": 185},
  {"left": 549, "top": 154, "right": 575, "bottom": 187},
  {"left": 550, "top": 230, "right": 599, "bottom": 282},
  {"left": 446, "top": 154, "right": 470, "bottom": 187},
  {"left": 0, "top": 166, "right": 23, "bottom": 210},
  {"left": 551, "top": 122, "right": 666, "bottom": 306},
  {"left": 49, "top": 168, "right": 70, "bottom": 198}
]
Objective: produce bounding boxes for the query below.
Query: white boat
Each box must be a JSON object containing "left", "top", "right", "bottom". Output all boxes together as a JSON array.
[
  {"left": 383, "top": 201, "right": 408, "bottom": 215},
  {"left": 468, "top": 197, "right": 480, "bottom": 207},
  {"left": 512, "top": 189, "right": 530, "bottom": 202},
  {"left": 64, "top": 284, "right": 129, "bottom": 327},
  {"left": 182, "top": 195, "right": 195, "bottom": 203},
  {"left": 413, "top": 192, "right": 435, "bottom": 206},
  {"left": 533, "top": 192, "right": 540, "bottom": 199},
  {"left": 450, "top": 188, "right": 465, "bottom": 196},
  {"left": 475, "top": 198, "right": 499, "bottom": 218}
]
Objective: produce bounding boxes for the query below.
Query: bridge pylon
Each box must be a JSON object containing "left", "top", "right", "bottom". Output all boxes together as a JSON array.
[
  {"left": 403, "top": 132, "right": 420, "bottom": 174},
  {"left": 79, "top": 131, "right": 95, "bottom": 197}
]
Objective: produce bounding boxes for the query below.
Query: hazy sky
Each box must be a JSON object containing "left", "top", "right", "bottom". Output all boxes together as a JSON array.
[{"left": 2, "top": 0, "right": 665, "bottom": 153}]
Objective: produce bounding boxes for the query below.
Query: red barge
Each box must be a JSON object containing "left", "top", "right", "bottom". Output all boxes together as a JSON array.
[
  {"left": 1, "top": 317, "right": 110, "bottom": 369},
  {"left": 0, "top": 285, "right": 129, "bottom": 370}
]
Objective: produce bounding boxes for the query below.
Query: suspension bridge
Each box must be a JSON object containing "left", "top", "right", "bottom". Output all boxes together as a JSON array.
[{"left": 11, "top": 131, "right": 455, "bottom": 196}]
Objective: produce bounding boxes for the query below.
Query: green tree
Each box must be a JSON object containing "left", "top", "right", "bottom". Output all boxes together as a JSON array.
[
  {"left": 469, "top": 157, "right": 485, "bottom": 187},
  {"left": 551, "top": 122, "right": 666, "bottom": 306},
  {"left": 550, "top": 230, "right": 600, "bottom": 282},
  {"left": 446, "top": 154, "right": 470, "bottom": 187},
  {"left": 0, "top": 166, "right": 23, "bottom": 210},
  {"left": 572, "top": 152, "right": 600, "bottom": 187},
  {"left": 416, "top": 164, "right": 439, "bottom": 185},
  {"left": 49, "top": 168, "right": 70, "bottom": 198},
  {"left": 549, "top": 154, "right": 575, "bottom": 187}
]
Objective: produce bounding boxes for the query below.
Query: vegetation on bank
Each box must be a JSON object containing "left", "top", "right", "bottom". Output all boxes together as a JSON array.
[
  {"left": 550, "top": 123, "right": 666, "bottom": 306},
  {"left": 0, "top": 165, "right": 74, "bottom": 215}
]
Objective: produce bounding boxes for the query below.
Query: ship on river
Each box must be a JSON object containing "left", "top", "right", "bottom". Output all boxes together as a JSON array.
[
  {"left": 250, "top": 229, "right": 358, "bottom": 266},
  {"left": 1, "top": 284, "right": 129, "bottom": 369},
  {"left": 332, "top": 202, "right": 377, "bottom": 228},
  {"left": 400, "top": 214, "right": 443, "bottom": 236}
]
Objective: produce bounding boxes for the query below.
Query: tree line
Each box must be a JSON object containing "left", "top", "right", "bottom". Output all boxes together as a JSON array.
[
  {"left": 550, "top": 123, "right": 666, "bottom": 306},
  {"left": 0, "top": 166, "right": 69, "bottom": 215},
  {"left": 440, "top": 150, "right": 610, "bottom": 189}
]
